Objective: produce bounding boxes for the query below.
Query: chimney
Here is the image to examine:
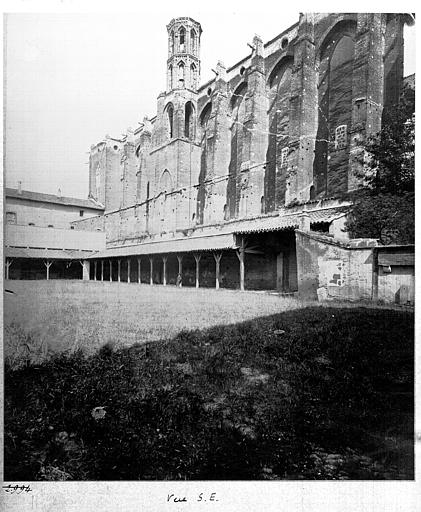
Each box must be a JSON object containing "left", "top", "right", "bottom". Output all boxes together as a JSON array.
[
  {"left": 18, "top": 181, "right": 22, "bottom": 195},
  {"left": 57, "top": 188, "right": 62, "bottom": 198}
]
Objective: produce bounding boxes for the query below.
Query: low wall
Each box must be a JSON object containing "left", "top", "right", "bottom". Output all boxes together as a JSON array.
[{"left": 295, "top": 230, "right": 414, "bottom": 305}]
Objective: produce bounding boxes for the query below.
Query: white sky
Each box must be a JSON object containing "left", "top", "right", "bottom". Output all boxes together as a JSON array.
[{"left": 4, "top": 7, "right": 416, "bottom": 199}]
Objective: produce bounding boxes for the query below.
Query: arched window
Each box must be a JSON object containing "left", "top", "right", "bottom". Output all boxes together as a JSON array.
[
  {"left": 167, "top": 104, "right": 174, "bottom": 138},
  {"left": 265, "top": 57, "right": 293, "bottom": 212},
  {"left": 313, "top": 22, "right": 355, "bottom": 197},
  {"left": 191, "top": 29, "right": 197, "bottom": 54},
  {"left": 190, "top": 63, "right": 197, "bottom": 89},
  {"left": 184, "top": 101, "right": 195, "bottom": 139},
  {"left": 178, "top": 61, "right": 185, "bottom": 87},
  {"left": 179, "top": 27, "right": 185, "bottom": 52}
]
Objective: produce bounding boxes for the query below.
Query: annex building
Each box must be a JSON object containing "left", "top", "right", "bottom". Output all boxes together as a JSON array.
[{"left": 5, "top": 13, "right": 415, "bottom": 302}]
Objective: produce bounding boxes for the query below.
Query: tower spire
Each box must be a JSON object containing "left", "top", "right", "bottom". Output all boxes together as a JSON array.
[{"left": 166, "top": 17, "right": 202, "bottom": 92}]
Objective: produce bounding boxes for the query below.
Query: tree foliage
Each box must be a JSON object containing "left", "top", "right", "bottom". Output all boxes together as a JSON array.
[{"left": 346, "top": 86, "right": 415, "bottom": 244}]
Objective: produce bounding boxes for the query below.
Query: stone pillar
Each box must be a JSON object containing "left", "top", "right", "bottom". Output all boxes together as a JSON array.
[
  {"left": 149, "top": 257, "right": 153, "bottom": 285},
  {"left": 127, "top": 259, "right": 131, "bottom": 283},
  {"left": 214, "top": 252, "right": 222, "bottom": 290},
  {"left": 177, "top": 255, "right": 183, "bottom": 287},
  {"left": 298, "top": 210, "right": 310, "bottom": 231},
  {"left": 287, "top": 13, "right": 317, "bottom": 205},
  {"left": 194, "top": 253, "right": 201, "bottom": 288},
  {"left": 236, "top": 249, "right": 245, "bottom": 291},
  {"left": 94, "top": 261, "right": 97, "bottom": 281},
  {"left": 162, "top": 256, "right": 167, "bottom": 286},
  {"left": 117, "top": 259, "right": 121, "bottom": 282},
  {"left": 82, "top": 260, "right": 90, "bottom": 281},
  {"left": 101, "top": 260, "right": 104, "bottom": 281},
  {"left": 137, "top": 258, "right": 141, "bottom": 283},
  {"left": 109, "top": 260, "right": 112, "bottom": 282},
  {"left": 241, "top": 35, "right": 268, "bottom": 217}
]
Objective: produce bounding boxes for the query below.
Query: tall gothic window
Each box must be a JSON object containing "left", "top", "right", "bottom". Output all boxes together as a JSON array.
[
  {"left": 191, "top": 29, "right": 197, "bottom": 54},
  {"left": 313, "top": 23, "right": 355, "bottom": 197},
  {"left": 167, "top": 103, "right": 174, "bottom": 138},
  {"left": 227, "top": 82, "right": 247, "bottom": 218},
  {"left": 264, "top": 57, "right": 293, "bottom": 212},
  {"left": 184, "top": 101, "right": 195, "bottom": 139},
  {"left": 178, "top": 61, "right": 185, "bottom": 87}
]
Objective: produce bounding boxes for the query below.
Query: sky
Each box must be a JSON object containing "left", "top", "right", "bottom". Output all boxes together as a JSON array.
[{"left": 4, "top": 7, "right": 416, "bottom": 199}]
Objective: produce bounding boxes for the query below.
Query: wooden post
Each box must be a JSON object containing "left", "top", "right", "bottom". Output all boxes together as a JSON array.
[
  {"left": 236, "top": 236, "right": 246, "bottom": 291},
  {"left": 127, "top": 259, "right": 131, "bottom": 283},
  {"left": 94, "top": 261, "right": 97, "bottom": 281},
  {"left": 80, "top": 260, "right": 90, "bottom": 280},
  {"left": 44, "top": 260, "right": 53, "bottom": 281},
  {"left": 5, "top": 258, "right": 13, "bottom": 280},
  {"left": 213, "top": 252, "right": 222, "bottom": 290},
  {"left": 101, "top": 260, "right": 104, "bottom": 281},
  {"left": 117, "top": 259, "right": 121, "bottom": 282},
  {"left": 137, "top": 258, "right": 141, "bottom": 284},
  {"left": 194, "top": 253, "right": 201, "bottom": 288},
  {"left": 109, "top": 260, "right": 112, "bottom": 282},
  {"left": 162, "top": 256, "right": 167, "bottom": 286},
  {"left": 177, "top": 255, "right": 183, "bottom": 287},
  {"left": 149, "top": 257, "right": 154, "bottom": 285}
]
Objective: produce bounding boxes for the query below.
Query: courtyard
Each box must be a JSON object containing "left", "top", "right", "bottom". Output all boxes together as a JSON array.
[
  {"left": 4, "top": 280, "right": 414, "bottom": 480},
  {"left": 4, "top": 280, "right": 303, "bottom": 363}
]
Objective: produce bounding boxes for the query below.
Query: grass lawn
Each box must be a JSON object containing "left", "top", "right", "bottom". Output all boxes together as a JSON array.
[
  {"left": 5, "top": 280, "right": 304, "bottom": 365},
  {"left": 4, "top": 281, "right": 414, "bottom": 480}
]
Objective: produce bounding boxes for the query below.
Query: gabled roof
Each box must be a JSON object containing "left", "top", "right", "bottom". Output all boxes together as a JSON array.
[{"left": 5, "top": 188, "right": 105, "bottom": 210}]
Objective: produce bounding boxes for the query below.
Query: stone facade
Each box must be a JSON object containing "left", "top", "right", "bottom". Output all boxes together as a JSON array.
[{"left": 74, "top": 13, "right": 408, "bottom": 247}]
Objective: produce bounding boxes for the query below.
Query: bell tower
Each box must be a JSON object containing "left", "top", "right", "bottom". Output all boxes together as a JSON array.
[{"left": 167, "top": 17, "right": 202, "bottom": 92}]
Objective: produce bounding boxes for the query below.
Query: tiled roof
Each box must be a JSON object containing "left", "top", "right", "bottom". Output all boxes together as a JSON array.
[
  {"left": 6, "top": 188, "right": 105, "bottom": 210},
  {"left": 89, "top": 233, "right": 236, "bottom": 259},
  {"left": 230, "top": 206, "right": 349, "bottom": 234}
]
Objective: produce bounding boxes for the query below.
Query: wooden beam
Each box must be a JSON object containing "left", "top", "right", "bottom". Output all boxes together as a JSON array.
[
  {"left": 109, "top": 260, "right": 112, "bottom": 282},
  {"left": 101, "top": 260, "right": 104, "bottom": 281},
  {"left": 137, "top": 258, "right": 141, "bottom": 284},
  {"left": 94, "top": 261, "right": 97, "bottom": 281},
  {"left": 127, "top": 259, "right": 131, "bottom": 283},
  {"left": 117, "top": 259, "right": 121, "bottom": 282}
]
